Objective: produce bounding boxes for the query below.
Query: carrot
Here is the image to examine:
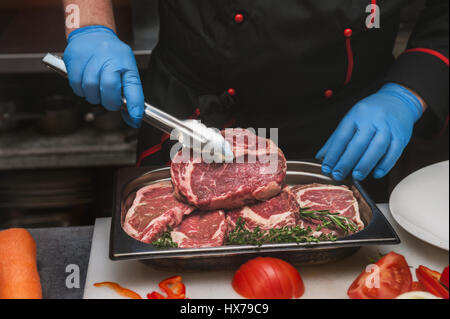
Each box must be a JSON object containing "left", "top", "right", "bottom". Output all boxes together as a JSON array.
[{"left": 0, "top": 228, "right": 42, "bottom": 299}]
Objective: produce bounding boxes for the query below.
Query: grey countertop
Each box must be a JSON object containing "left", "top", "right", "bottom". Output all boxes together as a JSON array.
[{"left": 29, "top": 225, "right": 94, "bottom": 299}]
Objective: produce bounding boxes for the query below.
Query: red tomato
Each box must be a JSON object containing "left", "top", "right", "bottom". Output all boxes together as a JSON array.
[
  {"left": 440, "top": 266, "right": 449, "bottom": 289},
  {"left": 232, "top": 257, "right": 305, "bottom": 299},
  {"left": 347, "top": 252, "right": 412, "bottom": 299}
]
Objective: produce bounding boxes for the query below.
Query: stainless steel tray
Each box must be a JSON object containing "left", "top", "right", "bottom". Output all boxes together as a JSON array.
[{"left": 110, "top": 161, "right": 400, "bottom": 271}]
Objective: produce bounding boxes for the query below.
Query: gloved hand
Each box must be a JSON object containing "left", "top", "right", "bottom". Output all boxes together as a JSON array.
[
  {"left": 64, "top": 25, "right": 144, "bottom": 128},
  {"left": 316, "top": 83, "right": 424, "bottom": 181}
]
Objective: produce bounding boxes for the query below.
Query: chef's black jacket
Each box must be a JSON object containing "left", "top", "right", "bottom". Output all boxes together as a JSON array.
[{"left": 137, "top": 0, "right": 449, "bottom": 167}]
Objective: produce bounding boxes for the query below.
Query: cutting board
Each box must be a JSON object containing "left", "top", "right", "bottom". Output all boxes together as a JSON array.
[{"left": 83, "top": 204, "right": 449, "bottom": 299}]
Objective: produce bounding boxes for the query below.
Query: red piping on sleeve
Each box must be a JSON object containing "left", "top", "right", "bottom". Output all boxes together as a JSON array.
[
  {"left": 403, "top": 48, "right": 449, "bottom": 136},
  {"left": 136, "top": 138, "right": 166, "bottom": 168},
  {"left": 344, "top": 29, "right": 354, "bottom": 85},
  {"left": 403, "top": 48, "right": 449, "bottom": 66},
  {"left": 438, "top": 115, "right": 449, "bottom": 138},
  {"left": 136, "top": 108, "right": 201, "bottom": 168}
]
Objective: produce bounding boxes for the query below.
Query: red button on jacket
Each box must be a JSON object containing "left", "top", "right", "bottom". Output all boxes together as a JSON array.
[
  {"left": 234, "top": 13, "right": 244, "bottom": 24},
  {"left": 324, "top": 89, "right": 334, "bottom": 98},
  {"left": 344, "top": 28, "right": 353, "bottom": 38}
]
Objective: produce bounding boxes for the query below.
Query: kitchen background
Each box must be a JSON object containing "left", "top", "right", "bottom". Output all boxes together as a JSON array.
[{"left": 0, "top": 0, "right": 448, "bottom": 229}]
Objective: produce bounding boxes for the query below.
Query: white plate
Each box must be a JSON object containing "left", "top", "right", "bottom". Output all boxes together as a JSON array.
[{"left": 390, "top": 161, "right": 449, "bottom": 251}]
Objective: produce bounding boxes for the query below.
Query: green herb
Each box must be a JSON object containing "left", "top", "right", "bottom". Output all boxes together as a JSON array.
[
  {"left": 226, "top": 217, "right": 337, "bottom": 247},
  {"left": 299, "top": 208, "right": 359, "bottom": 234},
  {"left": 152, "top": 229, "right": 178, "bottom": 248}
]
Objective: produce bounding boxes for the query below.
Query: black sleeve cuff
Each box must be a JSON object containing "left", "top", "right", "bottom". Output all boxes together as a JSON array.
[{"left": 384, "top": 50, "right": 449, "bottom": 121}]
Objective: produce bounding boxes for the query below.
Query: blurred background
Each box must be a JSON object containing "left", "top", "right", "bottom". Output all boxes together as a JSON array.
[{"left": 0, "top": 0, "right": 447, "bottom": 229}]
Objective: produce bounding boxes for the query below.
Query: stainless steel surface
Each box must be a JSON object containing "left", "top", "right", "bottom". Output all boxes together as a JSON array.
[
  {"left": 109, "top": 161, "right": 400, "bottom": 271},
  {"left": 42, "top": 53, "right": 233, "bottom": 161}
]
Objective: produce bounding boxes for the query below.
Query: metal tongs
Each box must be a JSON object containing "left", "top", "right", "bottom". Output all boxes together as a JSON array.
[{"left": 42, "top": 53, "right": 234, "bottom": 162}]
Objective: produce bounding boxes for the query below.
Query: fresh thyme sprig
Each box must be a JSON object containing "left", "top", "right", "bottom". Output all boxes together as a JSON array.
[
  {"left": 226, "top": 217, "right": 337, "bottom": 247},
  {"left": 298, "top": 208, "right": 359, "bottom": 234},
  {"left": 152, "top": 210, "right": 355, "bottom": 249},
  {"left": 152, "top": 228, "right": 178, "bottom": 248}
]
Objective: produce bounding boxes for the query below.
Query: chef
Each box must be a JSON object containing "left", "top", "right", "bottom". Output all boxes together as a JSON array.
[{"left": 62, "top": 0, "right": 448, "bottom": 181}]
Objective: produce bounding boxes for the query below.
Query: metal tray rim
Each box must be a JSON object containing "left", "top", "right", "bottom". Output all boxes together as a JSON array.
[{"left": 110, "top": 161, "right": 400, "bottom": 261}]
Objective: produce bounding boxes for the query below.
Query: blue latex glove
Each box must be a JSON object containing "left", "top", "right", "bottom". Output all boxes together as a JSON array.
[
  {"left": 64, "top": 25, "right": 144, "bottom": 128},
  {"left": 316, "top": 83, "right": 423, "bottom": 181}
]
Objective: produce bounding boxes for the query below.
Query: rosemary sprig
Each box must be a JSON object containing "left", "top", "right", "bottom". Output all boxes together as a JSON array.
[
  {"left": 152, "top": 210, "right": 354, "bottom": 249},
  {"left": 226, "top": 217, "right": 337, "bottom": 247},
  {"left": 152, "top": 228, "right": 178, "bottom": 248},
  {"left": 299, "top": 208, "right": 359, "bottom": 234}
]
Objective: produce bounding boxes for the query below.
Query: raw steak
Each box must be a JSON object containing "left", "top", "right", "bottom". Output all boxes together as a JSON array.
[
  {"left": 123, "top": 181, "right": 195, "bottom": 244},
  {"left": 291, "top": 183, "right": 364, "bottom": 237},
  {"left": 170, "top": 210, "right": 227, "bottom": 248},
  {"left": 227, "top": 187, "right": 299, "bottom": 231},
  {"left": 171, "top": 128, "right": 287, "bottom": 210}
]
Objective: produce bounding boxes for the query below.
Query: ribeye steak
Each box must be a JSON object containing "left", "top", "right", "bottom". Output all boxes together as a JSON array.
[
  {"left": 171, "top": 128, "right": 287, "bottom": 210},
  {"left": 292, "top": 183, "right": 364, "bottom": 237},
  {"left": 227, "top": 187, "right": 299, "bottom": 232},
  {"left": 123, "top": 181, "right": 195, "bottom": 244},
  {"left": 170, "top": 210, "right": 227, "bottom": 248}
]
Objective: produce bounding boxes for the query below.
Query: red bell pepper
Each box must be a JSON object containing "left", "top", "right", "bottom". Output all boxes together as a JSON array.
[
  {"left": 147, "top": 291, "right": 166, "bottom": 299},
  {"left": 159, "top": 275, "right": 186, "bottom": 299},
  {"left": 94, "top": 282, "right": 142, "bottom": 299},
  {"left": 147, "top": 275, "right": 187, "bottom": 299},
  {"left": 416, "top": 266, "right": 449, "bottom": 299},
  {"left": 440, "top": 266, "right": 449, "bottom": 289}
]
